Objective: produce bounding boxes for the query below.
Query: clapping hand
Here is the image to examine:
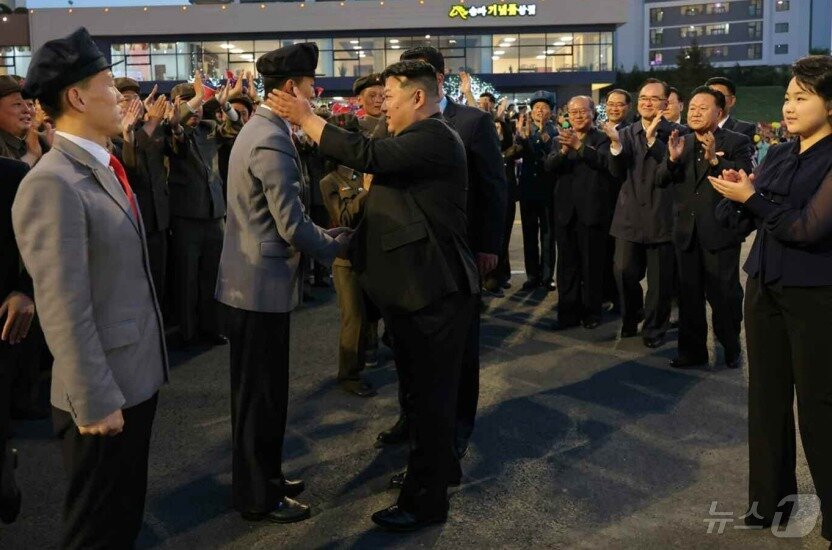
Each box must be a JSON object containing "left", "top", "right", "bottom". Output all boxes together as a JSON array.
[
  {"left": 192, "top": 70, "right": 206, "bottom": 101},
  {"left": 460, "top": 71, "right": 472, "bottom": 95},
  {"left": 227, "top": 70, "right": 245, "bottom": 100},
  {"left": 708, "top": 169, "right": 756, "bottom": 203},
  {"left": 667, "top": 129, "right": 684, "bottom": 162},
  {"left": 145, "top": 94, "right": 167, "bottom": 121},
  {"left": 246, "top": 71, "right": 259, "bottom": 101},
  {"left": 556, "top": 128, "right": 581, "bottom": 153},
  {"left": 142, "top": 84, "right": 159, "bottom": 113},
  {"left": 601, "top": 120, "right": 620, "bottom": 147},
  {"left": 120, "top": 98, "right": 143, "bottom": 135},
  {"left": 645, "top": 114, "right": 663, "bottom": 145},
  {"left": 698, "top": 131, "right": 718, "bottom": 163}
]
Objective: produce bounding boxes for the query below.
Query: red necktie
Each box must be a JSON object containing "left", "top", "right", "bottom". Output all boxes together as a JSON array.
[{"left": 108, "top": 154, "right": 139, "bottom": 222}]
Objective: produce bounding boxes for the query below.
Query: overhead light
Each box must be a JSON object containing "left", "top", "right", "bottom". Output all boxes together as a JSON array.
[
  {"left": 545, "top": 49, "right": 555, "bottom": 54},
  {"left": 334, "top": 96, "right": 344, "bottom": 101},
  {"left": 353, "top": 45, "right": 361, "bottom": 50},
  {"left": 553, "top": 41, "right": 565, "bottom": 46},
  {"left": 499, "top": 43, "right": 511, "bottom": 48},
  {"left": 491, "top": 55, "right": 501, "bottom": 60},
  {"left": 536, "top": 55, "right": 545, "bottom": 59},
  {"left": 425, "top": 34, "right": 431, "bottom": 39},
  {"left": 390, "top": 39, "right": 399, "bottom": 44},
  {"left": 230, "top": 48, "right": 245, "bottom": 54},
  {"left": 350, "top": 40, "right": 359, "bottom": 44},
  {"left": 221, "top": 44, "right": 236, "bottom": 49},
  {"left": 504, "top": 37, "right": 517, "bottom": 42},
  {"left": 391, "top": 45, "right": 401, "bottom": 49},
  {"left": 494, "top": 50, "right": 505, "bottom": 55},
  {"left": 561, "top": 36, "right": 573, "bottom": 42},
  {"left": 449, "top": 39, "right": 457, "bottom": 44}
]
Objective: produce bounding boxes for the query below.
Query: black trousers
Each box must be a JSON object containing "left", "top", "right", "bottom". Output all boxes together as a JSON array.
[
  {"left": 53, "top": 394, "right": 158, "bottom": 550},
  {"left": 171, "top": 217, "right": 224, "bottom": 341},
  {"left": 0, "top": 342, "right": 12, "bottom": 479},
  {"left": 488, "top": 198, "right": 517, "bottom": 288},
  {"left": 145, "top": 229, "right": 168, "bottom": 310},
  {"left": 676, "top": 236, "right": 743, "bottom": 360},
  {"left": 386, "top": 293, "right": 478, "bottom": 518},
  {"left": 227, "top": 305, "right": 292, "bottom": 513},
  {"left": 555, "top": 219, "right": 606, "bottom": 324},
  {"left": 602, "top": 234, "right": 619, "bottom": 306},
  {"left": 613, "top": 238, "right": 674, "bottom": 339},
  {"left": 519, "top": 199, "right": 556, "bottom": 282},
  {"left": 745, "top": 278, "right": 832, "bottom": 540}
]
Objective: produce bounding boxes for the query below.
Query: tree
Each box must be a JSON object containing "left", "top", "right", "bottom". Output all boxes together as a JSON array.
[{"left": 673, "top": 39, "right": 713, "bottom": 96}]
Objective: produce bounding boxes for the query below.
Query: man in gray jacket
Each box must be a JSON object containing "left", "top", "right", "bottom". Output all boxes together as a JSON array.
[
  {"left": 12, "top": 28, "right": 168, "bottom": 549},
  {"left": 215, "top": 42, "right": 349, "bottom": 524}
]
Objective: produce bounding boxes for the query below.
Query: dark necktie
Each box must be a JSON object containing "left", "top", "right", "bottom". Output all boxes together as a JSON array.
[{"left": 108, "top": 154, "right": 139, "bottom": 222}]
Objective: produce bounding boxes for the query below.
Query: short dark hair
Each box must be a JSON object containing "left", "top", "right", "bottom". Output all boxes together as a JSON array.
[
  {"left": 39, "top": 74, "right": 95, "bottom": 120},
  {"left": 606, "top": 88, "right": 631, "bottom": 105},
  {"left": 399, "top": 46, "right": 445, "bottom": 74},
  {"left": 262, "top": 75, "right": 292, "bottom": 97},
  {"left": 791, "top": 55, "right": 832, "bottom": 103},
  {"left": 638, "top": 78, "right": 669, "bottom": 99},
  {"left": 229, "top": 96, "right": 254, "bottom": 116},
  {"left": 705, "top": 76, "right": 737, "bottom": 96},
  {"left": 479, "top": 91, "right": 496, "bottom": 103},
  {"left": 689, "top": 85, "right": 726, "bottom": 111},
  {"left": 668, "top": 86, "right": 684, "bottom": 103},
  {"left": 381, "top": 60, "right": 439, "bottom": 99}
]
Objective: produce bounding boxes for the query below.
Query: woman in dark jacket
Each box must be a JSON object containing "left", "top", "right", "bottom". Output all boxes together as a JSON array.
[{"left": 709, "top": 55, "right": 832, "bottom": 542}]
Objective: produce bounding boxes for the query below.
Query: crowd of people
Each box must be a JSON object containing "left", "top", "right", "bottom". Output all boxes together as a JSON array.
[{"left": 0, "top": 25, "right": 831, "bottom": 549}]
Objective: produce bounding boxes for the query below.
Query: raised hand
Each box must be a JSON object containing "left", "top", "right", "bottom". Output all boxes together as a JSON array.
[
  {"left": 602, "top": 120, "right": 620, "bottom": 146},
  {"left": 246, "top": 70, "right": 259, "bottom": 100},
  {"left": 121, "top": 98, "right": 143, "bottom": 135},
  {"left": 516, "top": 113, "right": 530, "bottom": 139},
  {"left": 165, "top": 96, "right": 183, "bottom": 128},
  {"left": 228, "top": 70, "right": 245, "bottom": 100},
  {"left": 41, "top": 122, "right": 55, "bottom": 147},
  {"left": 645, "top": 114, "right": 663, "bottom": 144},
  {"left": 700, "top": 131, "right": 717, "bottom": 162},
  {"left": 24, "top": 126, "right": 43, "bottom": 160},
  {"left": 708, "top": 169, "right": 756, "bottom": 203},
  {"left": 215, "top": 85, "right": 228, "bottom": 106},
  {"left": 142, "top": 84, "right": 159, "bottom": 112},
  {"left": 667, "top": 129, "right": 684, "bottom": 162},
  {"left": 192, "top": 70, "right": 205, "bottom": 101},
  {"left": 145, "top": 94, "right": 167, "bottom": 121},
  {"left": 557, "top": 128, "right": 581, "bottom": 152},
  {"left": 460, "top": 71, "right": 472, "bottom": 95}
]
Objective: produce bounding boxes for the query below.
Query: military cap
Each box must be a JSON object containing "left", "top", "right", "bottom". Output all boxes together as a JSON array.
[
  {"left": 353, "top": 73, "right": 383, "bottom": 96},
  {"left": 529, "top": 90, "right": 554, "bottom": 109},
  {"left": 0, "top": 75, "right": 25, "bottom": 99},
  {"left": 256, "top": 43, "right": 318, "bottom": 79},
  {"left": 23, "top": 27, "right": 114, "bottom": 103},
  {"left": 114, "top": 77, "right": 140, "bottom": 94},
  {"left": 171, "top": 82, "right": 196, "bottom": 101}
]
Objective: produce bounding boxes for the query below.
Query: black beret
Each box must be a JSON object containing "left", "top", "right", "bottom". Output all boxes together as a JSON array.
[
  {"left": 114, "top": 77, "right": 140, "bottom": 94},
  {"left": 0, "top": 75, "right": 24, "bottom": 99},
  {"left": 353, "top": 73, "right": 383, "bottom": 96},
  {"left": 256, "top": 43, "right": 318, "bottom": 79},
  {"left": 23, "top": 27, "right": 113, "bottom": 103}
]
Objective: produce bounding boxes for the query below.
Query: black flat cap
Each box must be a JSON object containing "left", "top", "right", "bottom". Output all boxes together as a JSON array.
[
  {"left": 24, "top": 27, "right": 113, "bottom": 103},
  {"left": 114, "top": 77, "right": 140, "bottom": 94},
  {"left": 256, "top": 43, "right": 318, "bottom": 79},
  {"left": 0, "top": 75, "right": 24, "bottom": 99},
  {"left": 171, "top": 82, "right": 195, "bottom": 101},
  {"left": 353, "top": 73, "right": 383, "bottom": 96}
]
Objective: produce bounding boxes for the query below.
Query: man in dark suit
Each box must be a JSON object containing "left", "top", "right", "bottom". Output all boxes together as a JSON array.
[
  {"left": 602, "top": 78, "right": 688, "bottom": 348},
  {"left": 112, "top": 77, "right": 173, "bottom": 307},
  {"left": 0, "top": 157, "right": 33, "bottom": 525},
  {"left": 705, "top": 77, "right": 757, "bottom": 142},
  {"left": 271, "top": 59, "right": 480, "bottom": 532},
  {"left": 545, "top": 96, "right": 615, "bottom": 330},
  {"left": 656, "top": 86, "right": 753, "bottom": 369},
  {"left": 394, "top": 47, "right": 507, "bottom": 458}
]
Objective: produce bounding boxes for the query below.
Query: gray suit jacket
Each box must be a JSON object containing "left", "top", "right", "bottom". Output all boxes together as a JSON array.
[
  {"left": 12, "top": 135, "right": 168, "bottom": 426},
  {"left": 215, "top": 106, "right": 340, "bottom": 313}
]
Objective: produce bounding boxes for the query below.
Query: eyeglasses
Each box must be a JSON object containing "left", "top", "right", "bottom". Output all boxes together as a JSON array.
[
  {"left": 567, "top": 109, "right": 591, "bottom": 116},
  {"left": 638, "top": 96, "right": 666, "bottom": 104},
  {"left": 605, "top": 102, "right": 627, "bottom": 109}
]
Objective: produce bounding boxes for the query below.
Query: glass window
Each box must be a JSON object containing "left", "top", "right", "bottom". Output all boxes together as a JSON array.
[
  {"left": 599, "top": 43, "right": 613, "bottom": 71},
  {"left": 681, "top": 4, "right": 705, "bottom": 16},
  {"left": 749, "top": 0, "right": 762, "bottom": 16},
  {"left": 649, "top": 51, "right": 663, "bottom": 66},
  {"left": 681, "top": 25, "right": 704, "bottom": 38},
  {"left": 775, "top": 22, "right": 789, "bottom": 33},
  {"left": 775, "top": 43, "right": 789, "bottom": 54},
  {"left": 706, "top": 2, "right": 729, "bottom": 14},
  {"left": 492, "top": 45, "right": 519, "bottom": 74},
  {"left": 575, "top": 44, "right": 600, "bottom": 71},
  {"left": 775, "top": 0, "right": 789, "bottom": 11},
  {"left": 650, "top": 29, "right": 663, "bottom": 47},
  {"left": 518, "top": 33, "right": 545, "bottom": 47},
  {"left": 747, "top": 43, "right": 762, "bottom": 59},
  {"left": 151, "top": 54, "right": 178, "bottom": 80},
  {"left": 464, "top": 47, "right": 489, "bottom": 73},
  {"left": 518, "top": 46, "right": 546, "bottom": 73},
  {"left": 253, "top": 40, "right": 283, "bottom": 53},
  {"left": 748, "top": 22, "right": 763, "bottom": 39},
  {"left": 440, "top": 47, "right": 467, "bottom": 73},
  {"left": 706, "top": 24, "right": 729, "bottom": 35},
  {"left": 650, "top": 8, "right": 664, "bottom": 23}
]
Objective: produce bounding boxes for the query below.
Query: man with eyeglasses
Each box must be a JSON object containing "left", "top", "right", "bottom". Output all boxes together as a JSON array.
[
  {"left": 545, "top": 96, "right": 616, "bottom": 330},
  {"left": 705, "top": 77, "right": 757, "bottom": 142},
  {"left": 604, "top": 89, "right": 632, "bottom": 131},
  {"left": 602, "top": 78, "right": 688, "bottom": 349}
]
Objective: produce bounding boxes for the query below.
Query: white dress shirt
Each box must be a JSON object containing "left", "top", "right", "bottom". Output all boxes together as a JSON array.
[{"left": 56, "top": 131, "right": 111, "bottom": 169}]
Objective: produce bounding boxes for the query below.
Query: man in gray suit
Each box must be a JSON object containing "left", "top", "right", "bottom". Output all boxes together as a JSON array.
[
  {"left": 215, "top": 42, "right": 349, "bottom": 524},
  {"left": 12, "top": 28, "right": 168, "bottom": 549}
]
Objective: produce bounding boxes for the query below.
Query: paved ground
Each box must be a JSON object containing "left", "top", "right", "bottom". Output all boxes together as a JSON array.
[{"left": 1, "top": 224, "right": 828, "bottom": 549}]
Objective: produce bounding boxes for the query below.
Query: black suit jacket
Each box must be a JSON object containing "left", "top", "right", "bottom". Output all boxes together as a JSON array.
[
  {"left": 656, "top": 127, "right": 754, "bottom": 251},
  {"left": 318, "top": 115, "right": 479, "bottom": 314},
  {"left": 442, "top": 98, "right": 508, "bottom": 256},
  {"left": 722, "top": 116, "right": 757, "bottom": 142},
  {"left": 0, "top": 157, "right": 32, "bottom": 301},
  {"left": 168, "top": 121, "right": 229, "bottom": 220},
  {"left": 544, "top": 128, "right": 615, "bottom": 227},
  {"left": 113, "top": 123, "right": 171, "bottom": 234},
  {"left": 608, "top": 118, "right": 688, "bottom": 243}
]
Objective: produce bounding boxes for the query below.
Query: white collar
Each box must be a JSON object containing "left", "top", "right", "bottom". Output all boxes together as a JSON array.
[
  {"left": 439, "top": 95, "right": 449, "bottom": 114},
  {"left": 718, "top": 116, "right": 729, "bottom": 128},
  {"left": 56, "top": 131, "right": 111, "bottom": 169}
]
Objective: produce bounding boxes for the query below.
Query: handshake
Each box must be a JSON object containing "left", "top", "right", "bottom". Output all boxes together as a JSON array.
[{"left": 326, "top": 227, "right": 354, "bottom": 258}]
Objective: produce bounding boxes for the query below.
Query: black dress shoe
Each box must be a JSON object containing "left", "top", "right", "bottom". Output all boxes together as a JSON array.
[
  {"left": 668, "top": 319, "right": 679, "bottom": 330},
  {"left": 550, "top": 319, "right": 580, "bottom": 331},
  {"left": 581, "top": 318, "right": 601, "bottom": 330},
  {"left": 726, "top": 356, "right": 742, "bottom": 369},
  {"left": 669, "top": 355, "right": 708, "bottom": 369},
  {"left": 521, "top": 278, "right": 541, "bottom": 291},
  {"left": 339, "top": 380, "right": 377, "bottom": 398},
  {"left": 202, "top": 332, "right": 228, "bottom": 346},
  {"left": 240, "top": 497, "right": 311, "bottom": 524},
  {"left": 546, "top": 280, "right": 557, "bottom": 292},
  {"left": 283, "top": 478, "right": 305, "bottom": 499},
  {"left": 0, "top": 448, "right": 21, "bottom": 525},
  {"left": 371, "top": 505, "right": 447, "bottom": 532},
  {"left": 501, "top": 281, "right": 511, "bottom": 289},
  {"left": 389, "top": 471, "right": 459, "bottom": 490},
  {"left": 376, "top": 416, "right": 409, "bottom": 446},
  {"left": 643, "top": 335, "right": 665, "bottom": 349},
  {"left": 620, "top": 325, "right": 639, "bottom": 338}
]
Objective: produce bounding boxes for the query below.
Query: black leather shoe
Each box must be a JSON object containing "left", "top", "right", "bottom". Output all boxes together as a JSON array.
[
  {"left": 339, "top": 380, "right": 377, "bottom": 398},
  {"left": 726, "top": 356, "right": 742, "bottom": 369},
  {"left": 371, "top": 505, "right": 447, "bottom": 532},
  {"left": 668, "top": 319, "right": 679, "bottom": 330},
  {"left": 521, "top": 278, "right": 541, "bottom": 291},
  {"left": 581, "top": 318, "right": 601, "bottom": 330},
  {"left": 501, "top": 281, "right": 511, "bottom": 289},
  {"left": 376, "top": 416, "right": 408, "bottom": 446},
  {"left": 283, "top": 478, "right": 305, "bottom": 499},
  {"left": 669, "top": 355, "right": 708, "bottom": 369},
  {"left": 0, "top": 448, "right": 21, "bottom": 525},
  {"left": 546, "top": 280, "right": 557, "bottom": 292},
  {"left": 643, "top": 335, "right": 665, "bottom": 349},
  {"left": 240, "top": 497, "right": 311, "bottom": 524},
  {"left": 202, "top": 332, "right": 228, "bottom": 346},
  {"left": 550, "top": 319, "right": 580, "bottom": 331},
  {"left": 364, "top": 349, "right": 379, "bottom": 368},
  {"left": 389, "top": 471, "right": 459, "bottom": 490},
  {"left": 620, "top": 325, "right": 639, "bottom": 338}
]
